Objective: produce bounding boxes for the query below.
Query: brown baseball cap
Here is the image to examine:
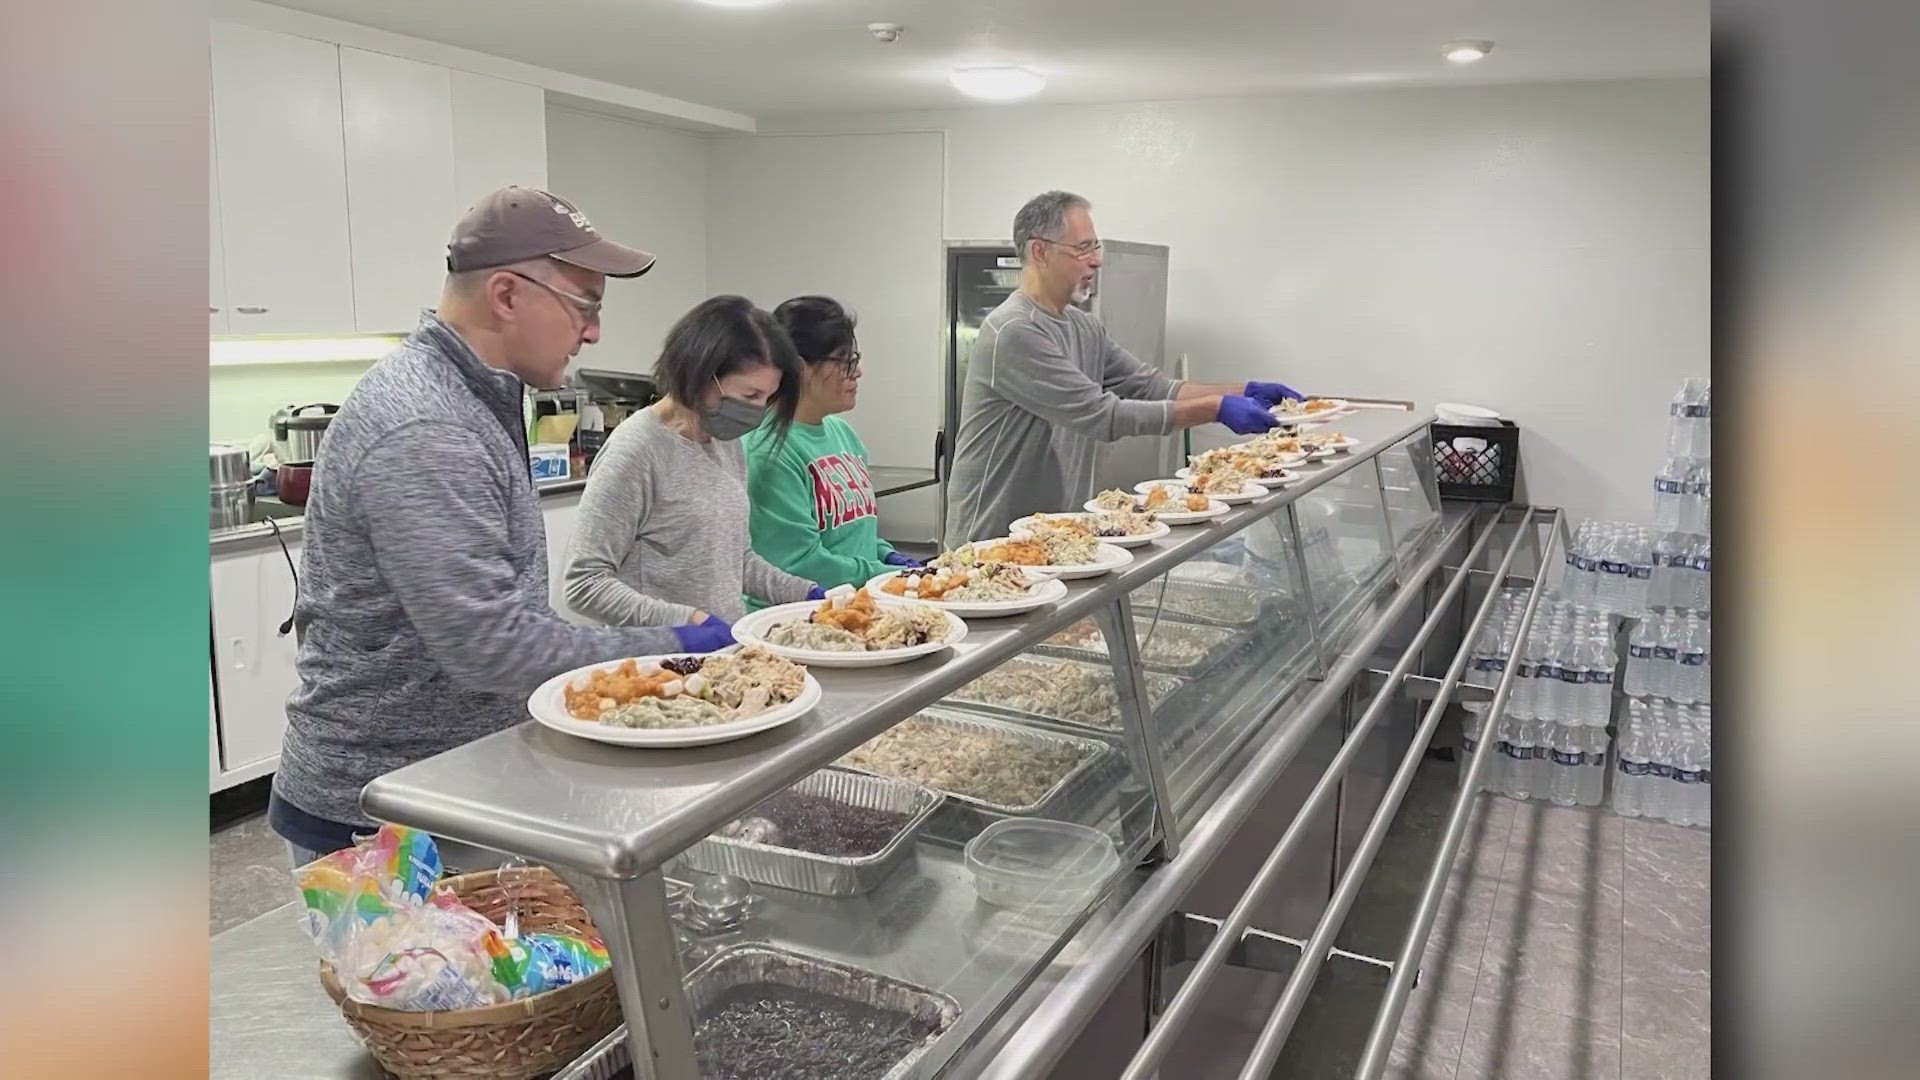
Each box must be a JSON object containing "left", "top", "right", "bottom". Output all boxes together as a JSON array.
[{"left": 446, "top": 186, "right": 656, "bottom": 277}]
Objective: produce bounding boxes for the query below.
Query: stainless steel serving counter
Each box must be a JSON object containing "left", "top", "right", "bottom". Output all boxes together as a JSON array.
[
  {"left": 362, "top": 409, "right": 1434, "bottom": 877},
  {"left": 351, "top": 405, "right": 1448, "bottom": 1079}
]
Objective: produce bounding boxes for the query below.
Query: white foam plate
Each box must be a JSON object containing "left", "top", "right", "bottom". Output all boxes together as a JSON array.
[
  {"left": 733, "top": 599, "right": 968, "bottom": 667},
  {"left": 1092, "top": 492, "right": 1230, "bottom": 524},
  {"left": 957, "top": 536, "right": 1135, "bottom": 580},
  {"left": 1272, "top": 397, "right": 1349, "bottom": 417},
  {"left": 866, "top": 569, "right": 1068, "bottom": 618},
  {"left": 528, "top": 653, "right": 822, "bottom": 747},
  {"left": 1175, "top": 466, "right": 1301, "bottom": 488},
  {"left": 1009, "top": 512, "right": 1172, "bottom": 549},
  {"left": 1136, "top": 478, "right": 1267, "bottom": 505}
]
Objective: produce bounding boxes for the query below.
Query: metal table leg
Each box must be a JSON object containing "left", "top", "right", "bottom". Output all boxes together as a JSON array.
[{"left": 555, "top": 869, "right": 700, "bottom": 1080}]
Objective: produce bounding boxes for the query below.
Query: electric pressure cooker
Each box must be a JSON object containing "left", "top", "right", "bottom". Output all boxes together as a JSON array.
[{"left": 271, "top": 403, "right": 339, "bottom": 465}]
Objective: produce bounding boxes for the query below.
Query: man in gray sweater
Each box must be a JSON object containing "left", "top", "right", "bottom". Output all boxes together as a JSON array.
[
  {"left": 269, "top": 187, "right": 728, "bottom": 862},
  {"left": 944, "top": 190, "right": 1301, "bottom": 546}
]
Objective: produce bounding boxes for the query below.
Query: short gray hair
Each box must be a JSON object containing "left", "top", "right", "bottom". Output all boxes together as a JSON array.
[{"left": 1013, "top": 190, "right": 1090, "bottom": 264}]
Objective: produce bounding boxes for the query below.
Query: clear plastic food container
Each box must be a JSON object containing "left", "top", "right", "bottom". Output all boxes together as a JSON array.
[{"left": 964, "top": 818, "right": 1121, "bottom": 915}]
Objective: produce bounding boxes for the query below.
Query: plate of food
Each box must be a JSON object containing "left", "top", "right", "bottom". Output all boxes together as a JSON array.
[
  {"left": 868, "top": 563, "right": 1067, "bottom": 618},
  {"left": 1176, "top": 463, "right": 1300, "bottom": 488},
  {"left": 1090, "top": 485, "right": 1229, "bottom": 524},
  {"left": 734, "top": 588, "right": 966, "bottom": 667},
  {"left": 1190, "top": 442, "right": 1307, "bottom": 475},
  {"left": 1009, "top": 510, "right": 1171, "bottom": 549},
  {"left": 1136, "top": 476, "right": 1266, "bottom": 505},
  {"left": 528, "top": 646, "right": 821, "bottom": 747},
  {"left": 1273, "top": 396, "right": 1350, "bottom": 418},
  {"left": 935, "top": 528, "right": 1134, "bottom": 580},
  {"left": 1299, "top": 430, "right": 1361, "bottom": 453}
]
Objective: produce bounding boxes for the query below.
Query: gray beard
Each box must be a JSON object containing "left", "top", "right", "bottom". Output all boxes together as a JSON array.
[{"left": 1071, "top": 283, "right": 1093, "bottom": 306}]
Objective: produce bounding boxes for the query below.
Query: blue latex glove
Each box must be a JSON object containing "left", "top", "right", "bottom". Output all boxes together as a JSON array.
[
  {"left": 672, "top": 617, "right": 736, "bottom": 654},
  {"left": 805, "top": 584, "right": 828, "bottom": 601},
  {"left": 882, "top": 551, "right": 923, "bottom": 569},
  {"left": 1217, "top": 394, "right": 1281, "bottom": 435},
  {"left": 1243, "top": 381, "right": 1302, "bottom": 407}
]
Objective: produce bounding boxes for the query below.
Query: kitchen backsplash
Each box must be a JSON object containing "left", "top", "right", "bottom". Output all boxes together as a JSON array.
[{"left": 209, "top": 359, "right": 376, "bottom": 447}]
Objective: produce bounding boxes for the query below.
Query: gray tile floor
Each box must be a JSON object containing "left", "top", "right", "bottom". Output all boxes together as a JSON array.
[
  {"left": 209, "top": 781, "right": 1711, "bottom": 1080},
  {"left": 1388, "top": 797, "right": 1711, "bottom": 1080}
]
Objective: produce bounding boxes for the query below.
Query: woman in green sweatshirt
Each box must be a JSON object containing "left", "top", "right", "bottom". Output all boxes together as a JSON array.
[{"left": 744, "top": 296, "right": 922, "bottom": 594}]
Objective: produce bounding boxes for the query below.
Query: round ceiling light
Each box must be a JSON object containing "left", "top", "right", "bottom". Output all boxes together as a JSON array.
[
  {"left": 949, "top": 66, "right": 1045, "bottom": 101},
  {"left": 1443, "top": 40, "right": 1494, "bottom": 64}
]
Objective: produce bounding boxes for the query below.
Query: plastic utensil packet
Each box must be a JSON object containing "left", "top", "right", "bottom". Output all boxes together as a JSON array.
[
  {"left": 294, "top": 826, "right": 607, "bottom": 1009},
  {"left": 487, "top": 931, "right": 613, "bottom": 997}
]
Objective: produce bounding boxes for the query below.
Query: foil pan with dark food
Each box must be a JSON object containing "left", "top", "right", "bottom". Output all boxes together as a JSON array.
[
  {"left": 686, "top": 945, "right": 961, "bottom": 1080},
  {"left": 679, "top": 767, "right": 944, "bottom": 896}
]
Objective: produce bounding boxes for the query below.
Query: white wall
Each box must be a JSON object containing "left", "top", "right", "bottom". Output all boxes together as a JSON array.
[
  {"left": 706, "top": 132, "right": 946, "bottom": 541},
  {"left": 544, "top": 105, "right": 711, "bottom": 375},
  {"left": 755, "top": 80, "right": 1709, "bottom": 526}
]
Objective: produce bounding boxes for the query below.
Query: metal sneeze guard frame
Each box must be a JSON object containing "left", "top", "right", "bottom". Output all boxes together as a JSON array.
[
  {"left": 962, "top": 505, "right": 1556, "bottom": 1080},
  {"left": 360, "top": 406, "right": 1438, "bottom": 1080}
]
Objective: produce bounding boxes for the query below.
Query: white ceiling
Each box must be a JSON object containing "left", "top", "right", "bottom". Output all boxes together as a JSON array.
[{"left": 263, "top": 0, "right": 1707, "bottom": 118}]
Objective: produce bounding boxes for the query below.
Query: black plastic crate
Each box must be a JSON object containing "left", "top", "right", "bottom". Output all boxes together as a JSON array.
[{"left": 1431, "top": 419, "right": 1519, "bottom": 502}]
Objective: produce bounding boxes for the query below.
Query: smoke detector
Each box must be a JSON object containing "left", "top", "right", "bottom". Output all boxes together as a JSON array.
[{"left": 868, "top": 23, "right": 904, "bottom": 43}]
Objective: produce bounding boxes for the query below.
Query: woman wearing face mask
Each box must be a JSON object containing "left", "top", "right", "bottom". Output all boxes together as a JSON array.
[
  {"left": 743, "top": 296, "right": 922, "bottom": 596},
  {"left": 565, "top": 295, "right": 823, "bottom": 645}
]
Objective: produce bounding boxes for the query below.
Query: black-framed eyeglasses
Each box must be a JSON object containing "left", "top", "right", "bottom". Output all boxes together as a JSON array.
[
  {"left": 826, "top": 349, "right": 862, "bottom": 376},
  {"left": 1034, "top": 236, "right": 1103, "bottom": 261}
]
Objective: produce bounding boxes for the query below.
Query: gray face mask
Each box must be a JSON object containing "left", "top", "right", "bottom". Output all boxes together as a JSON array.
[{"left": 700, "top": 382, "right": 767, "bottom": 441}]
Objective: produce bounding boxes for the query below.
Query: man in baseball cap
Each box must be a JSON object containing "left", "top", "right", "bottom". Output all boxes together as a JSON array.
[{"left": 269, "top": 188, "right": 714, "bottom": 865}]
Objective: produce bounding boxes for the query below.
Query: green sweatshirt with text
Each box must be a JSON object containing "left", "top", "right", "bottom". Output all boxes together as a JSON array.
[{"left": 744, "top": 416, "right": 897, "bottom": 600}]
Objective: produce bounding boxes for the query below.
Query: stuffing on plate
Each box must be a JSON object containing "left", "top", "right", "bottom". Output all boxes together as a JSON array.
[
  {"left": 765, "top": 588, "right": 952, "bottom": 652},
  {"left": 1183, "top": 467, "right": 1253, "bottom": 496},
  {"left": 882, "top": 562, "right": 1035, "bottom": 603},
  {"left": 1190, "top": 447, "right": 1290, "bottom": 480},
  {"left": 1022, "top": 510, "right": 1156, "bottom": 539},
  {"left": 563, "top": 647, "right": 807, "bottom": 728},
  {"left": 1278, "top": 397, "right": 1342, "bottom": 415},
  {"left": 1008, "top": 519, "right": 1101, "bottom": 564},
  {"left": 1139, "top": 484, "right": 1214, "bottom": 513},
  {"left": 933, "top": 525, "right": 1098, "bottom": 569},
  {"left": 1094, "top": 488, "right": 1149, "bottom": 512}
]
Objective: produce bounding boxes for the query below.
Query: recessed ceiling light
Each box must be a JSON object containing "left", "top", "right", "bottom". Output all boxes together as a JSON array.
[
  {"left": 949, "top": 66, "right": 1045, "bottom": 102},
  {"left": 1443, "top": 40, "right": 1494, "bottom": 64}
]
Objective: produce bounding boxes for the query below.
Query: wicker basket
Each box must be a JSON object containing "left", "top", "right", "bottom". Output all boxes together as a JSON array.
[{"left": 318, "top": 866, "right": 622, "bottom": 1080}]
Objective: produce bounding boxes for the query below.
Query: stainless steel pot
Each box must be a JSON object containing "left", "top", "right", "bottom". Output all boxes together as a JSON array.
[
  {"left": 271, "top": 403, "right": 339, "bottom": 465},
  {"left": 210, "top": 483, "right": 253, "bottom": 531},
  {"left": 210, "top": 442, "right": 253, "bottom": 486}
]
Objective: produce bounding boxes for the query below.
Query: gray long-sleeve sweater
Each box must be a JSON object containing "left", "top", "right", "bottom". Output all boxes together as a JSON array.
[
  {"left": 564, "top": 407, "right": 815, "bottom": 625},
  {"left": 271, "top": 313, "right": 680, "bottom": 833},
  {"left": 944, "top": 291, "right": 1181, "bottom": 546}
]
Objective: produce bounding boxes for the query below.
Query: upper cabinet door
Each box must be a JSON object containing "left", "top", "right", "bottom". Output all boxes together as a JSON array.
[
  {"left": 450, "top": 71, "right": 549, "bottom": 214},
  {"left": 210, "top": 22, "right": 357, "bottom": 334},
  {"left": 209, "top": 87, "right": 229, "bottom": 335},
  {"left": 340, "top": 47, "right": 457, "bottom": 334}
]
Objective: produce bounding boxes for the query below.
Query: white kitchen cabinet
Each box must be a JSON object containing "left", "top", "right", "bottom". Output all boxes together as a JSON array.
[
  {"left": 211, "top": 22, "right": 357, "bottom": 334},
  {"left": 542, "top": 492, "right": 585, "bottom": 623},
  {"left": 209, "top": 87, "right": 229, "bottom": 335},
  {"left": 341, "top": 47, "right": 457, "bottom": 333},
  {"left": 210, "top": 542, "right": 303, "bottom": 773},
  {"left": 450, "top": 71, "right": 549, "bottom": 214}
]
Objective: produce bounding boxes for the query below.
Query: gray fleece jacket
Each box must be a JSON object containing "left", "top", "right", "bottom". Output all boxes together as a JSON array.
[{"left": 271, "top": 312, "right": 679, "bottom": 832}]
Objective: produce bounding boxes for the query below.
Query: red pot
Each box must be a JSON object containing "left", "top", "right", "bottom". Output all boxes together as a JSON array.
[{"left": 277, "top": 462, "right": 314, "bottom": 507}]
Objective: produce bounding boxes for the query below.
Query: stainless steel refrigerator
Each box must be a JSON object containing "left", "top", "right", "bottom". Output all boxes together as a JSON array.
[{"left": 939, "top": 239, "right": 1175, "bottom": 540}]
